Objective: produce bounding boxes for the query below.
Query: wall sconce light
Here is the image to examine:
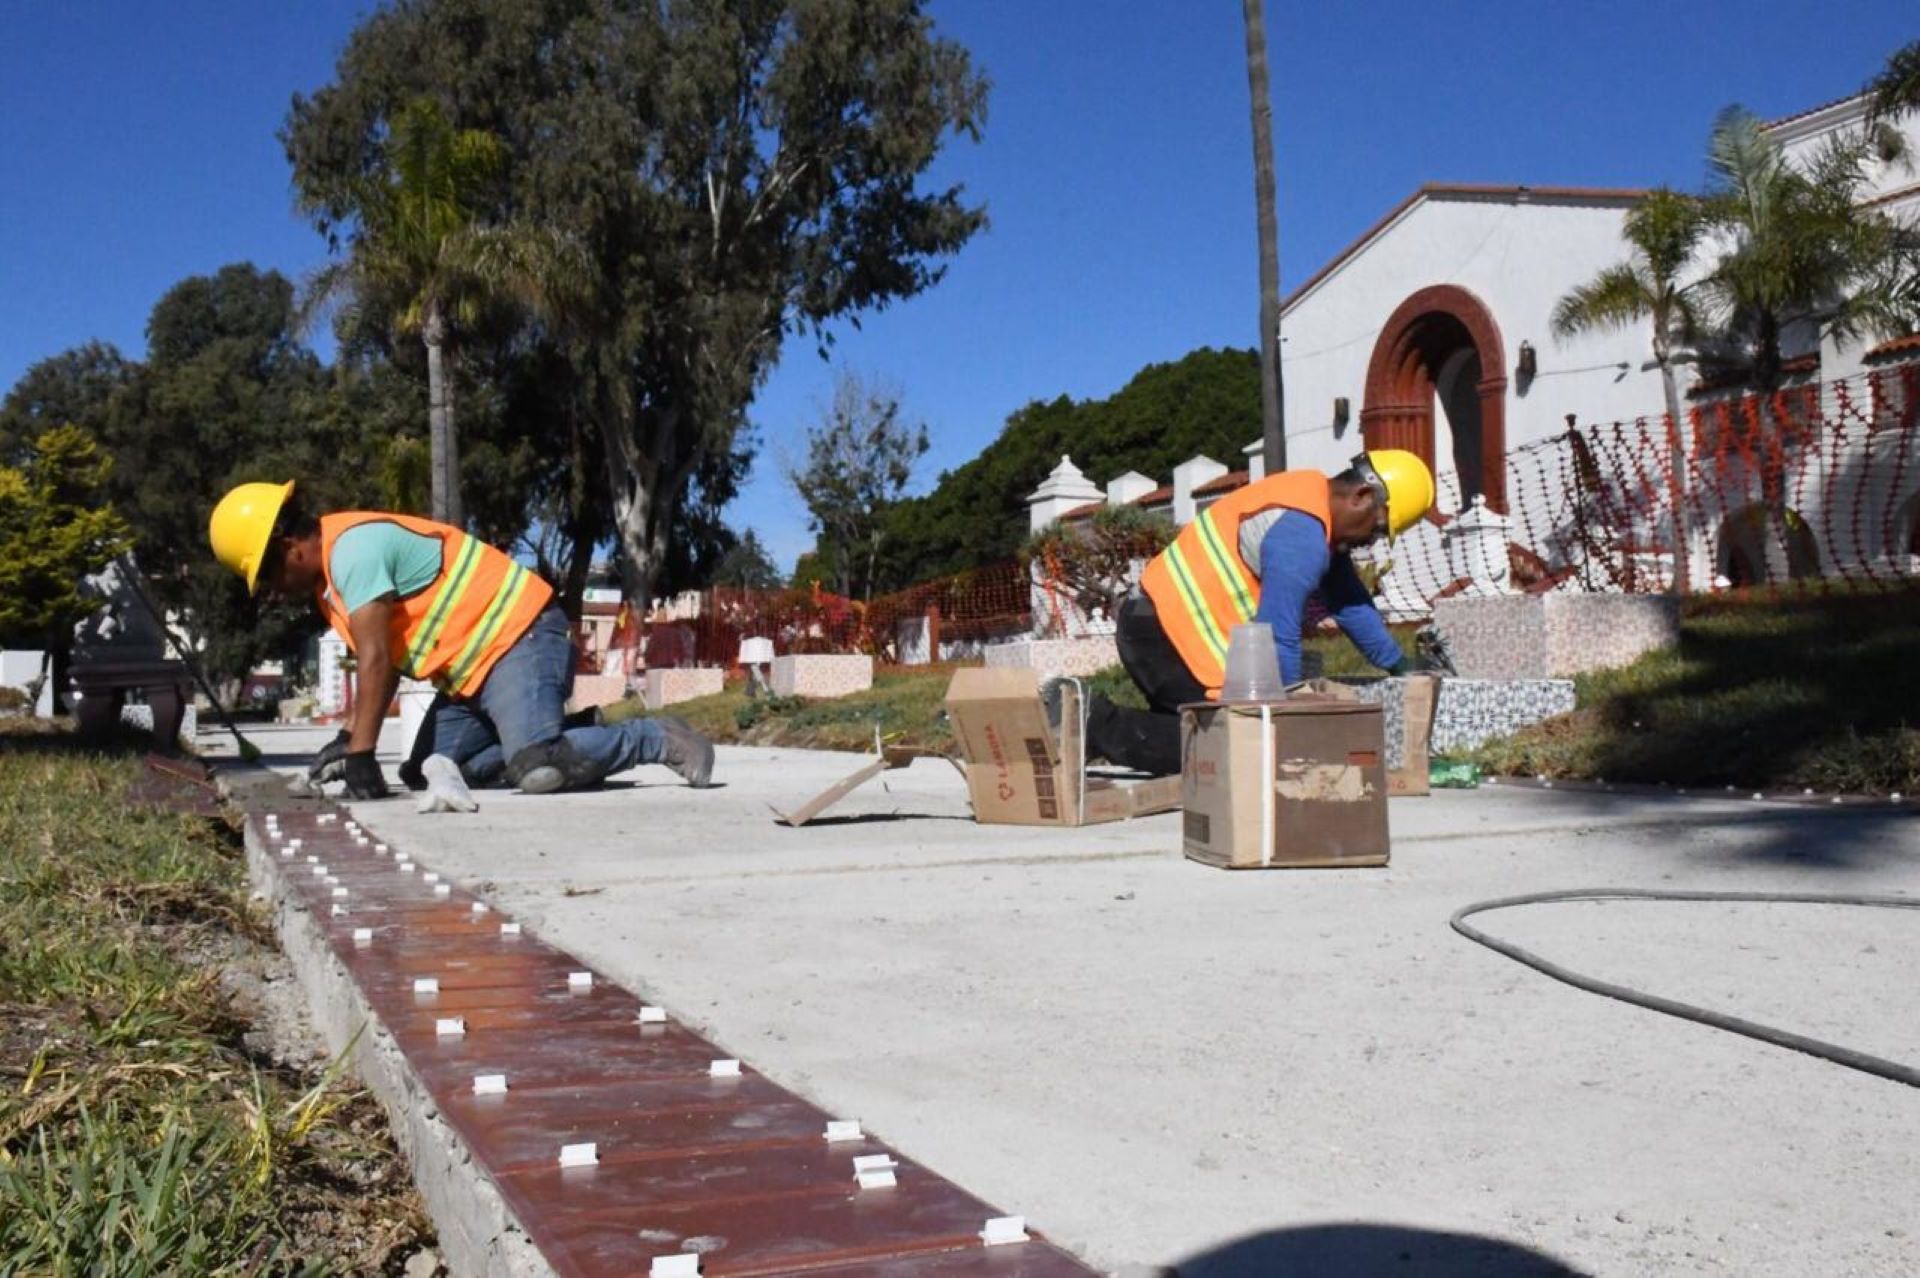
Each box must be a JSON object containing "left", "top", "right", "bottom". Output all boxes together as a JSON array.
[
  {"left": 1332, "top": 396, "right": 1350, "bottom": 435},
  {"left": 1516, "top": 341, "right": 1537, "bottom": 391}
]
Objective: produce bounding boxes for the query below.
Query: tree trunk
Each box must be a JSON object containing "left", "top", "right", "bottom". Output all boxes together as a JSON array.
[
  {"left": 560, "top": 515, "right": 595, "bottom": 620},
  {"left": 423, "top": 303, "right": 462, "bottom": 527},
  {"left": 1655, "top": 355, "right": 1693, "bottom": 594},
  {"left": 1242, "top": 0, "right": 1286, "bottom": 474}
]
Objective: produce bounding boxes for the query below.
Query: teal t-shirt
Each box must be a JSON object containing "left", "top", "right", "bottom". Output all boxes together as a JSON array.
[{"left": 327, "top": 520, "right": 444, "bottom": 615}]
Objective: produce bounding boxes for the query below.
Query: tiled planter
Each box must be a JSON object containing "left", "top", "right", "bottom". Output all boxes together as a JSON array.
[
  {"left": 566, "top": 673, "right": 630, "bottom": 713},
  {"left": 643, "top": 667, "right": 724, "bottom": 709},
  {"left": 1433, "top": 594, "right": 1679, "bottom": 680},
  {"left": 981, "top": 636, "right": 1121, "bottom": 678},
  {"left": 1341, "top": 676, "right": 1576, "bottom": 757},
  {"left": 770, "top": 654, "right": 873, "bottom": 699}
]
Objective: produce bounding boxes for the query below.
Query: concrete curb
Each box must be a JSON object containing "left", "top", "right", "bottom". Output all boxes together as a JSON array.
[{"left": 224, "top": 770, "right": 552, "bottom": 1278}]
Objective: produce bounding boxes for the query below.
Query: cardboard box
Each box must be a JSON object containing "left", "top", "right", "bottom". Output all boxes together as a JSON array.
[
  {"left": 1180, "top": 699, "right": 1390, "bottom": 869},
  {"left": 1304, "top": 675, "right": 1439, "bottom": 796},
  {"left": 944, "top": 667, "right": 1182, "bottom": 826}
]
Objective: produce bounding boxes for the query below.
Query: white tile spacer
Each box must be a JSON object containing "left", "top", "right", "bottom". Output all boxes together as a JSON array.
[
  {"left": 279, "top": 847, "right": 293, "bottom": 859},
  {"left": 318, "top": 813, "right": 337, "bottom": 825},
  {"left": 287, "top": 838, "right": 303, "bottom": 851},
  {"left": 980, "top": 1216, "right": 1030, "bottom": 1246},
  {"left": 423, "top": 871, "right": 441, "bottom": 884},
  {"left": 568, "top": 971, "right": 593, "bottom": 990},
  {"left": 330, "top": 904, "right": 348, "bottom": 917},
  {"left": 708, "top": 1059, "right": 741, "bottom": 1078},
  {"left": 852, "top": 1153, "right": 898, "bottom": 1189},
  {"left": 352, "top": 927, "right": 373, "bottom": 944},
  {"left": 413, "top": 977, "right": 440, "bottom": 994},
  {"left": 825, "top": 1120, "right": 863, "bottom": 1142},
  {"left": 435, "top": 1017, "right": 466, "bottom": 1037},
  {"left": 397, "top": 860, "right": 415, "bottom": 872},
  {"left": 637, "top": 1005, "right": 668, "bottom": 1024},
  {"left": 374, "top": 843, "right": 390, "bottom": 855},
  {"left": 650, "top": 1254, "right": 700, "bottom": 1278},
  {"left": 310, "top": 863, "right": 326, "bottom": 875},
  {"left": 470, "top": 901, "right": 489, "bottom": 915},
  {"left": 500, "top": 922, "right": 522, "bottom": 937},
  {"left": 433, "top": 883, "right": 452, "bottom": 898},
  {"left": 558, "top": 1141, "right": 597, "bottom": 1168},
  {"left": 331, "top": 887, "right": 348, "bottom": 899},
  {"left": 1752, "top": 792, "right": 1764, "bottom": 800},
  {"left": 472, "top": 1073, "right": 508, "bottom": 1095}
]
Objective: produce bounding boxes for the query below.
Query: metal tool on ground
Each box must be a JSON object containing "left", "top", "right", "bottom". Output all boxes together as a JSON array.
[{"left": 116, "top": 553, "right": 262, "bottom": 762}]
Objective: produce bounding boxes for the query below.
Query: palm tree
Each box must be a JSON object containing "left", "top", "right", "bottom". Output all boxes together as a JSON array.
[
  {"left": 1866, "top": 39, "right": 1920, "bottom": 127},
  {"left": 1692, "top": 106, "right": 1918, "bottom": 581},
  {"left": 304, "top": 98, "right": 584, "bottom": 525},
  {"left": 1242, "top": 0, "right": 1285, "bottom": 472},
  {"left": 1697, "top": 107, "right": 1913, "bottom": 391},
  {"left": 1552, "top": 189, "right": 1706, "bottom": 591}
]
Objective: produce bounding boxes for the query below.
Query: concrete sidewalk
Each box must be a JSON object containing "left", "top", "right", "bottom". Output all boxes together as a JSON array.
[{"left": 218, "top": 723, "right": 1920, "bottom": 1276}]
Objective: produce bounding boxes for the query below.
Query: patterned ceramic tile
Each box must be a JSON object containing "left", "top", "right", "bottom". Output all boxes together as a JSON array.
[
  {"left": 770, "top": 654, "right": 874, "bottom": 698},
  {"left": 1434, "top": 594, "right": 1677, "bottom": 680}
]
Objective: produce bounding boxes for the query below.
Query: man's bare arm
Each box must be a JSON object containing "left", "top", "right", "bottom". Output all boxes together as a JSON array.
[{"left": 346, "top": 597, "right": 400, "bottom": 754}]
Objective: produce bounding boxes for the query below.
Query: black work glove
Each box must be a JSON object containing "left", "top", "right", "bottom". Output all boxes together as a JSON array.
[
  {"left": 308, "top": 730, "right": 351, "bottom": 783},
  {"left": 341, "top": 751, "right": 392, "bottom": 800}
]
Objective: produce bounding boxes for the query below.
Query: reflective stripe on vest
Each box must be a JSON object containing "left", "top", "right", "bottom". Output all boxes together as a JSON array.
[
  {"left": 1138, "top": 470, "right": 1333, "bottom": 692},
  {"left": 317, "top": 513, "right": 554, "bottom": 697}
]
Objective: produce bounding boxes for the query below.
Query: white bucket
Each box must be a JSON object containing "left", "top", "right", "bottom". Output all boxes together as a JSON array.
[{"left": 396, "top": 679, "right": 437, "bottom": 751}]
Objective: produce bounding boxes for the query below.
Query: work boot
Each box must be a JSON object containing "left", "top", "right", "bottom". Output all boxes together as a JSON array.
[
  {"left": 1039, "top": 676, "right": 1068, "bottom": 736},
  {"left": 655, "top": 717, "right": 715, "bottom": 788},
  {"left": 397, "top": 758, "right": 428, "bottom": 792},
  {"left": 506, "top": 738, "right": 606, "bottom": 795}
]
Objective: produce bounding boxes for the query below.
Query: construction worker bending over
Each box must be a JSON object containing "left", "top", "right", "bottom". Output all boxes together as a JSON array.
[
  {"left": 1081, "top": 450, "right": 1435, "bottom": 776},
  {"left": 209, "top": 481, "right": 714, "bottom": 799}
]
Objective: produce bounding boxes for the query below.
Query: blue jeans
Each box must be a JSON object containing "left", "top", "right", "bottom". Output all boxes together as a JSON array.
[{"left": 426, "top": 606, "right": 665, "bottom": 789}]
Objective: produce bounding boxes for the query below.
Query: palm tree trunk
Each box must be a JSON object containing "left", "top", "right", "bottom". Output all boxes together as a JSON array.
[
  {"left": 423, "top": 303, "right": 461, "bottom": 526},
  {"left": 1242, "top": 0, "right": 1286, "bottom": 473},
  {"left": 1655, "top": 358, "right": 1693, "bottom": 593}
]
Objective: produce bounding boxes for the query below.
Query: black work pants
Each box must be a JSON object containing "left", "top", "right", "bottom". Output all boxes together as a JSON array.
[{"left": 1084, "top": 592, "right": 1206, "bottom": 776}]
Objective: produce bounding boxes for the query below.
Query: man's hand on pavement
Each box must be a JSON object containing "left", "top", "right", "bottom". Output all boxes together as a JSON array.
[
  {"left": 308, "top": 729, "right": 351, "bottom": 783},
  {"left": 342, "top": 751, "right": 392, "bottom": 800}
]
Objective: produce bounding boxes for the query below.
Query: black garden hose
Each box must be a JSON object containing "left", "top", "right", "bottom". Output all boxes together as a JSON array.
[{"left": 1450, "top": 888, "right": 1920, "bottom": 1089}]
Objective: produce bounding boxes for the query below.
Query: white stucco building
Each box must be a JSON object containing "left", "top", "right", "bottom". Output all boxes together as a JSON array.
[{"left": 1042, "top": 91, "right": 1920, "bottom": 609}]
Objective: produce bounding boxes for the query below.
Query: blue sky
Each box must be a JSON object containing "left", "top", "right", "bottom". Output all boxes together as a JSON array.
[{"left": 2, "top": 1, "right": 1913, "bottom": 570}]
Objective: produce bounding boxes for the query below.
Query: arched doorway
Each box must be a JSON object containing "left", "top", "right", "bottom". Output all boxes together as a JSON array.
[{"left": 1360, "top": 284, "right": 1508, "bottom": 513}]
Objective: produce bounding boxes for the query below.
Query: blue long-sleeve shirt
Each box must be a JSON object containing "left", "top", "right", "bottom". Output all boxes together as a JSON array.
[{"left": 1251, "top": 512, "right": 1404, "bottom": 683}]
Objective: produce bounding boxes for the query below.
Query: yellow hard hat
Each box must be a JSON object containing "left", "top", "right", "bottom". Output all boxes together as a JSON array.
[
  {"left": 208, "top": 480, "right": 295, "bottom": 594},
  {"left": 1353, "top": 449, "right": 1435, "bottom": 540}
]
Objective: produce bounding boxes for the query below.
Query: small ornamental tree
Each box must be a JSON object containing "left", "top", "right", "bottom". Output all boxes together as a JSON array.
[{"left": 0, "top": 426, "right": 132, "bottom": 644}]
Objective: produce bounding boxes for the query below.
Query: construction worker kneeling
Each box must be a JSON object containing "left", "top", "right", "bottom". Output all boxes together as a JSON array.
[
  {"left": 1081, "top": 449, "right": 1436, "bottom": 776},
  {"left": 209, "top": 481, "right": 714, "bottom": 799}
]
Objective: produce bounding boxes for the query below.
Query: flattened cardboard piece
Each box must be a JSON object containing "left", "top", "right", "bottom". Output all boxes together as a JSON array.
[
  {"left": 943, "top": 668, "right": 1181, "bottom": 827},
  {"left": 1393, "top": 675, "right": 1438, "bottom": 797},
  {"left": 770, "top": 746, "right": 957, "bottom": 827},
  {"left": 1180, "top": 699, "right": 1390, "bottom": 870}
]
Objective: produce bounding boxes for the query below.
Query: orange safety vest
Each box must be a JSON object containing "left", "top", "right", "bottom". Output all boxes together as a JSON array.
[
  {"left": 316, "top": 512, "right": 553, "bottom": 698},
  {"left": 1138, "top": 470, "right": 1333, "bottom": 692}
]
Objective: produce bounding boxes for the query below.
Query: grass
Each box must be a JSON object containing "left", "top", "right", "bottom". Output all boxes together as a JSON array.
[
  {"left": 0, "top": 725, "right": 432, "bottom": 1275},
  {"left": 1473, "top": 589, "right": 1920, "bottom": 794}
]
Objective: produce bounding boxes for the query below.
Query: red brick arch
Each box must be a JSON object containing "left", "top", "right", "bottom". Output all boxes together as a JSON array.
[{"left": 1360, "top": 284, "right": 1509, "bottom": 512}]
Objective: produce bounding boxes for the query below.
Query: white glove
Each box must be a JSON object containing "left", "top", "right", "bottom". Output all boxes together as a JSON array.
[{"left": 415, "top": 754, "right": 479, "bottom": 814}]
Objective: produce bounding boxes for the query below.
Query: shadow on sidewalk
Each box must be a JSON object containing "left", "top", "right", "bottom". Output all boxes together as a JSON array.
[{"left": 1171, "top": 1222, "right": 1586, "bottom": 1277}]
